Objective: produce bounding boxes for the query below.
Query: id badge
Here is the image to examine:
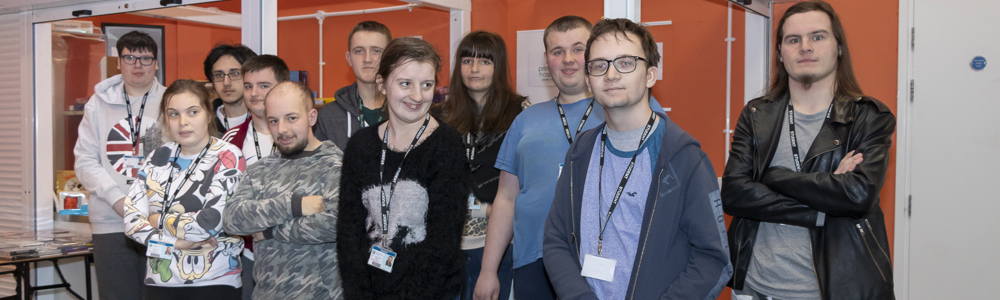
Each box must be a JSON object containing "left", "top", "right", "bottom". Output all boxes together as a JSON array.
[
  {"left": 581, "top": 254, "right": 616, "bottom": 282},
  {"left": 124, "top": 155, "right": 144, "bottom": 170},
  {"left": 557, "top": 163, "right": 564, "bottom": 179},
  {"left": 368, "top": 245, "right": 397, "bottom": 273},
  {"left": 468, "top": 193, "right": 481, "bottom": 210},
  {"left": 146, "top": 237, "right": 174, "bottom": 259}
]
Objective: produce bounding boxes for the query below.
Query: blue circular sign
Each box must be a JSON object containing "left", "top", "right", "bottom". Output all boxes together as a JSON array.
[{"left": 971, "top": 56, "right": 987, "bottom": 71}]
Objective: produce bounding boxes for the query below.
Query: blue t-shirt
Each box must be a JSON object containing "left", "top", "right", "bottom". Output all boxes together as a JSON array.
[
  {"left": 579, "top": 119, "right": 664, "bottom": 299},
  {"left": 495, "top": 96, "right": 664, "bottom": 268}
]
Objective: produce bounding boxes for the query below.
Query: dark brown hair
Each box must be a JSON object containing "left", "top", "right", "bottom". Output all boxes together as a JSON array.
[
  {"left": 544, "top": 16, "right": 593, "bottom": 51},
  {"left": 159, "top": 79, "right": 218, "bottom": 138},
  {"left": 242, "top": 54, "right": 291, "bottom": 82},
  {"left": 348, "top": 21, "right": 392, "bottom": 48},
  {"left": 436, "top": 31, "right": 525, "bottom": 135},
  {"left": 761, "top": 0, "right": 863, "bottom": 101},
  {"left": 586, "top": 18, "right": 660, "bottom": 71},
  {"left": 202, "top": 43, "right": 256, "bottom": 82}
]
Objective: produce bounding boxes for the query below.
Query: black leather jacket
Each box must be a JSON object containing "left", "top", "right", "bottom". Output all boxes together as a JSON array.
[{"left": 722, "top": 94, "right": 896, "bottom": 299}]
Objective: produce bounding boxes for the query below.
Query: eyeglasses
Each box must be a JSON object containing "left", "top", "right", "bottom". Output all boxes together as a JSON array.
[
  {"left": 121, "top": 55, "right": 156, "bottom": 66},
  {"left": 586, "top": 56, "right": 649, "bottom": 76},
  {"left": 212, "top": 70, "right": 242, "bottom": 82}
]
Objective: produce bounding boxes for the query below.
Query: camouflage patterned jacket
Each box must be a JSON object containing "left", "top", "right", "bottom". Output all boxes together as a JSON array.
[{"left": 223, "top": 140, "right": 343, "bottom": 299}]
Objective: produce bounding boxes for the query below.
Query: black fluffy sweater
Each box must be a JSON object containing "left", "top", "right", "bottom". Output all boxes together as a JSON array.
[{"left": 336, "top": 120, "right": 470, "bottom": 299}]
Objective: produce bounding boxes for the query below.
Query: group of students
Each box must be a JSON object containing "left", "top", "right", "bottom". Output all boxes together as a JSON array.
[{"left": 74, "top": 1, "right": 896, "bottom": 299}]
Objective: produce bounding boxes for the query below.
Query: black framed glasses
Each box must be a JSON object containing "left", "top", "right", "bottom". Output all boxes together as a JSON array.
[
  {"left": 212, "top": 70, "right": 243, "bottom": 82},
  {"left": 121, "top": 55, "right": 156, "bottom": 66},
  {"left": 586, "top": 56, "right": 648, "bottom": 76}
]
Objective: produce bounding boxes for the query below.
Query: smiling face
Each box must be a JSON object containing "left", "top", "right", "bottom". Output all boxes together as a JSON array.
[
  {"left": 586, "top": 32, "right": 657, "bottom": 110},
  {"left": 243, "top": 68, "right": 279, "bottom": 119},
  {"left": 347, "top": 31, "right": 391, "bottom": 84},
  {"left": 265, "top": 84, "right": 317, "bottom": 157},
  {"left": 164, "top": 92, "right": 211, "bottom": 152},
  {"left": 460, "top": 56, "right": 494, "bottom": 96},
  {"left": 779, "top": 11, "right": 839, "bottom": 86},
  {"left": 379, "top": 60, "right": 437, "bottom": 125},
  {"left": 545, "top": 27, "right": 591, "bottom": 95},
  {"left": 119, "top": 48, "right": 159, "bottom": 90},
  {"left": 212, "top": 55, "right": 245, "bottom": 104}
]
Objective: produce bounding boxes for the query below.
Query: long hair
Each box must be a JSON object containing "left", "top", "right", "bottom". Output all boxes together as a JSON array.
[
  {"left": 437, "top": 31, "right": 525, "bottom": 135},
  {"left": 762, "top": 0, "right": 863, "bottom": 101},
  {"left": 159, "top": 79, "right": 218, "bottom": 138}
]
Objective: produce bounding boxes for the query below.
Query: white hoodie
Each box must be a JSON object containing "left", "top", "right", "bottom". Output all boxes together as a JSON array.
[{"left": 74, "top": 75, "right": 166, "bottom": 234}]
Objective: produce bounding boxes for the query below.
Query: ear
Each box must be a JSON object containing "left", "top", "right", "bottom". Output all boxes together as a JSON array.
[
  {"left": 645, "top": 65, "right": 658, "bottom": 88},
  {"left": 376, "top": 74, "right": 386, "bottom": 95},
  {"left": 308, "top": 107, "right": 319, "bottom": 127},
  {"left": 345, "top": 51, "right": 353, "bottom": 67}
]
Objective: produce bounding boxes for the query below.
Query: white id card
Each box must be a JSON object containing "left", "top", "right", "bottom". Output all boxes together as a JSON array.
[
  {"left": 581, "top": 254, "right": 617, "bottom": 282},
  {"left": 557, "top": 163, "right": 564, "bottom": 178},
  {"left": 368, "top": 245, "right": 397, "bottom": 273},
  {"left": 124, "top": 155, "right": 144, "bottom": 170},
  {"left": 468, "top": 193, "right": 481, "bottom": 210},
  {"left": 146, "top": 237, "right": 174, "bottom": 259}
]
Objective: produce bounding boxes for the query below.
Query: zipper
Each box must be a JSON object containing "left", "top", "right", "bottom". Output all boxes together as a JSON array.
[
  {"left": 570, "top": 162, "right": 580, "bottom": 258},
  {"left": 808, "top": 231, "right": 824, "bottom": 300},
  {"left": 627, "top": 168, "right": 663, "bottom": 300},
  {"left": 857, "top": 223, "right": 888, "bottom": 282},
  {"left": 865, "top": 219, "right": 891, "bottom": 264}
]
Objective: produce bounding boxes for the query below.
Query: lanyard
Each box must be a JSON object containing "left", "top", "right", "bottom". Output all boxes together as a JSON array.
[
  {"left": 786, "top": 103, "right": 832, "bottom": 172},
  {"left": 556, "top": 95, "right": 595, "bottom": 145},
  {"left": 123, "top": 87, "right": 150, "bottom": 151},
  {"left": 158, "top": 139, "right": 213, "bottom": 231},
  {"left": 596, "top": 112, "right": 656, "bottom": 255},
  {"left": 465, "top": 133, "right": 476, "bottom": 162},
  {"left": 221, "top": 106, "right": 248, "bottom": 131},
  {"left": 378, "top": 114, "right": 431, "bottom": 248},
  {"left": 251, "top": 122, "right": 275, "bottom": 159}
]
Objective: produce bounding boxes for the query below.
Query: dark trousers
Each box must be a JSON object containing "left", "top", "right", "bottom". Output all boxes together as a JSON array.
[
  {"left": 143, "top": 284, "right": 241, "bottom": 300},
  {"left": 512, "top": 258, "right": 556, "bottom": 300},
  {"left": 92, "top": 233, "right": 145, "bottom": 300},
  {"left": 458, "top": 245, "right": 513, "bottom": 300},
  {"left": 240, "top": 255, "right": 254, "bottom": 300}
]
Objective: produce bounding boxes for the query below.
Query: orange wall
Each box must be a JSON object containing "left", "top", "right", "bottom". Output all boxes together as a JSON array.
[
  {"left": 276, "top": 0, "right": 451, "bottom": 98},
  {"left": 76, "top": 13, "right": 242, "bottom": 83},
  {"left": 772, "top": 0, "right": 899, "bottom": 258}
]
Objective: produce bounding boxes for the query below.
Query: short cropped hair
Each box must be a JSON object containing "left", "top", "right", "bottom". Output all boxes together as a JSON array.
[
  {"left": 586, "top": 18, "right": 660, "bottom": 70},
  {"left": 202, "top": 43, "right": 257, "bottom": 82},
  {"left": 116, "top": 31, "right": 158, "bottom": 59},
  {"left": 268, "top": 81, "right": 314, "bottom": 113},
  {"left": 242, "top": 55, "right": 291, "bottom": 83},
  {"left": 543, "top": 15, "right": 593, "bottom": 51},
  {"left": 347, "top": 21, "right": 392, "bottom": 48}
]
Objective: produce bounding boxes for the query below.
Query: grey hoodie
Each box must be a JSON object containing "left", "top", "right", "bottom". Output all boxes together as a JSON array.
[
  {"left": 314, "top": 83, "right": 387, "bottom": 150},
  {"left": 222, "top": 140, "right": 343, "bottom": 299},
  {"left": 74, "top": 74, "right": 165, "bottom": 234}
]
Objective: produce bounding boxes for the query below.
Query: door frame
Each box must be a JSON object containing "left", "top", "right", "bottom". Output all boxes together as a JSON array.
[{"left": 894, "top": 0, "right": 913, "bottom": 298}]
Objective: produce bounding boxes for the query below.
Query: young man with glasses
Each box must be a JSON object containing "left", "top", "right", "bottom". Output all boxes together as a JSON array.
[
  {"left": 74, "top": 30, "right": 166, "bottom": 300},
  {"left": 203, "top": 44, "right": 257, "bottom": 135},
  {"left": 475, "top": 16, "right": 664, "bottom": 300},
  {"left": 542, "top": 18, "right": 731, "bottom": 300}
]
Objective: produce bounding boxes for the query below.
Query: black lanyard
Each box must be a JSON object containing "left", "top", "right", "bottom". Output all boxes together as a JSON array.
[
  {"left": 596, "top": 112, "right": 656, "bottom": 255},
  {"left": 358, "top": 96, "right": 382, "bottom": 128},
  {"left": 123, "top": 87, "right": 150, "bottom": 150},
  {"left": 787, "top": 103, "right": 832, "bottom": 172},
  {"left": 465, "top": 133, "right": 476, "bottom": 162},
  {"left": 378, "top": 114, "right": 431, "bottom": 248},
  {"left": 221, "top": 106, "right": 247, "bottom": 130},
  {"left": 159, "top": 139, "right": 213, "bottom": 231},
  {"left": 556, "top": 95, "right": 595, "bottom": 145},
  {"left": 250, "top": 122, "right": 275, "bottom": 159}
]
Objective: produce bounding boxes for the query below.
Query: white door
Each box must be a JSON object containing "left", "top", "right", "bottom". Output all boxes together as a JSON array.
[{"left": 905, "top": 0, "right": 1000, "bottom": 298}]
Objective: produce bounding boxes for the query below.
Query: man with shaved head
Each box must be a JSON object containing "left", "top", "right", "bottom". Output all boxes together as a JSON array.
[{"left": 223, "top": 81, "right": 344, "bottom": 299}]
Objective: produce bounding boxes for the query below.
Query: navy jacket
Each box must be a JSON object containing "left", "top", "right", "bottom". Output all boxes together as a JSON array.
[{"left": 543, "top": 112, "right": 733, "bottom": 300}]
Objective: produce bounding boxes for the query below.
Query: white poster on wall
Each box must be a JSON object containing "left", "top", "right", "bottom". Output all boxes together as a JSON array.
[{"left": 517, "top": 29, "right": 558, "bottom": 104}]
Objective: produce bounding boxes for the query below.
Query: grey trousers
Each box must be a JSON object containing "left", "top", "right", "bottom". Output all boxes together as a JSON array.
[{"left": 92, "top": 233, "right": 146, "bottom": 300}]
